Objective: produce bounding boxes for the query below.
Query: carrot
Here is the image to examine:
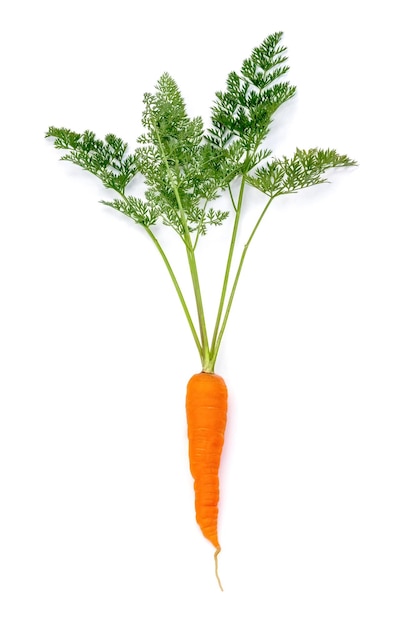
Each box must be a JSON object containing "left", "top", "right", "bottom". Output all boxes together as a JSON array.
[
  {"left": 186, "top": 372, "right": 228, "bottom": 589},
  {"left": 46, "top": 32, "right": 356, "bottom": 589}
]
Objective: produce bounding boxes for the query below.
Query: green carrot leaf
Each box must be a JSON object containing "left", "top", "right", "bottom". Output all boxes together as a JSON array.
[
  {"left": 135, "top": 73, "right": 235, "bottom": 240},
  {"left": 247, "top": 148, "right": 357, "bottom": 197},
  {"left": 100, "top": 196, "right": 159, "bottom": 227},
  {"left": 45, "top": 127, "right": 139, "bottom": 194},
  {"left": 207, "top": 32, "right": 296, "bottom": 162}
]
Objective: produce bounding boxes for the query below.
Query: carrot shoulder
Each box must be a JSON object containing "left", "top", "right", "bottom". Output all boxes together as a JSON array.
[{"left": 186, "top": 373, "right": 228, "bottom": 552}]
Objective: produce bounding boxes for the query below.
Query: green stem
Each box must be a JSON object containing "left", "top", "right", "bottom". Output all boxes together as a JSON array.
[
  {"left": 184, "top": 228, "right": 210, "bottom": 368},
  {"left": 210, "top": 195, "right": 274, "bottom": 369},
  {"left": 118, "top": 191, "right": 202, "bottom": 358},
  {"left": 209, "top": 174, "right": 247, "bottom": 360},
  {"left": 144, "top": 226, "right": 203, "bottom": 357},
  {"left": 153, "top": 123, "right": 210, "bottom": 368}
]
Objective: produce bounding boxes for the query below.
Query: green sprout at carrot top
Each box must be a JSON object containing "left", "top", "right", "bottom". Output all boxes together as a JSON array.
[{"left": 45, "top": 32, "right": 356, "bottom": 372}]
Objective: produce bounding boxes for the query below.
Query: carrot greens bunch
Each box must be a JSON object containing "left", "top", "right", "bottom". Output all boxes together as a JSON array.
[{"left": 46, "top": 32, "right": 355, "bottom": 375}]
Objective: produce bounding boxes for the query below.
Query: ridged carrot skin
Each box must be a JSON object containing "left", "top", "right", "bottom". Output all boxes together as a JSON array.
[{"left": 186, "top": 372, "right": 228, "bottom": 550}]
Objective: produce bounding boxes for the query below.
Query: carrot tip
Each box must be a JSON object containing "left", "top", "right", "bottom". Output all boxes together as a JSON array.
[{"left": 214, "top": 547, "right": 224, "bottom": 592}]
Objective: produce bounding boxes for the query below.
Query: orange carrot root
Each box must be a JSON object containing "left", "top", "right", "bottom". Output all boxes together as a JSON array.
[{"left": 186, "top": 372, "right": 228, "bottom": 588}]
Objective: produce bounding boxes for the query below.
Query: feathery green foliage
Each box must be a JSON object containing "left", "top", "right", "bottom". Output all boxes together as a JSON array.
[
  {"left": 135, "top": 73, "right": 232, "bottom": 239},
  {"left": 208, "top": 33, "right": 296, "bottom": 165},
  {"left": 247, "top": 148, "right": 356, "bottom": 197},
  {"left": 46, "top": 32, "right": 356, "bottom": 371},
  {"left": 45, "top": 128, "right": 139, "bottom": 194}
]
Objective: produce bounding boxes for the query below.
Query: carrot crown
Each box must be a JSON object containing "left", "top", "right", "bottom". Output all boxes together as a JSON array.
[{"left": 46, "top": 32, "right": 356, "bottom": 373}]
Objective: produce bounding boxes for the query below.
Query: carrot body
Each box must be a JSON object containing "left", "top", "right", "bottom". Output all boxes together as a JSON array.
[{"left": 186, "top": 372, "right": 228, "bottom": 550}]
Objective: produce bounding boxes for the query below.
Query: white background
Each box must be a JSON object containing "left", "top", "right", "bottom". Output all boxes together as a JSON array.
[{"left": 1, "top": 1, "right": 416, "bottom": 624}]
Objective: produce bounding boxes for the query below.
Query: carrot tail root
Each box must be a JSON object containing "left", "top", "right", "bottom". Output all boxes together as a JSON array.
[{"left": 214, "top": 547, "right": 223, "bottom": 592}]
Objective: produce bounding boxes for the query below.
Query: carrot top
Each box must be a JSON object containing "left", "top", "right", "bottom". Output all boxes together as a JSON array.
[{"left": 46, "top": 32, "right": 356, "bottom": 372}]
